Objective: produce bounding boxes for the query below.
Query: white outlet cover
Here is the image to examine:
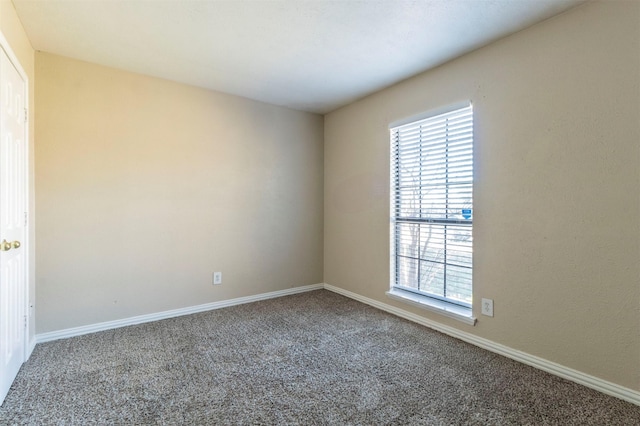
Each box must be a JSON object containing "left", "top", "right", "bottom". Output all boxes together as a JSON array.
[
  {"left": 213, "top": 272, "right": 222, "bottom": 285},
  {"left": 481, "top": 298, "right": 494, "bottom": 317}
]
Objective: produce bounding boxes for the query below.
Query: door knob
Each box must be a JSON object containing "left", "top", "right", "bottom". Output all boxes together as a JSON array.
[
  {"left": 0, "top": 240, "right": 11, "bottom": 251},
  {"left": 11, "top": 241, "right": 20, "bottom": 249}
]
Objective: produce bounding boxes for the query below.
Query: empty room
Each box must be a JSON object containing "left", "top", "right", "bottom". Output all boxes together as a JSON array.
[{"left": 0, "top": 0, "right": 639, "bottom": 423}]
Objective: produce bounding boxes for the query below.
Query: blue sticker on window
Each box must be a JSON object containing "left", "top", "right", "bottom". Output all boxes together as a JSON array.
[{"left": 462, "top": 209, "right": 472, "bottom": 220}]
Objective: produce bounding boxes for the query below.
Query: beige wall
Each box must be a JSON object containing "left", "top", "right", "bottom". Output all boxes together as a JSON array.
[
  {"left": 324, "top": 0, "right": 640, "bottom": 391},
  {"left": 35, "top": 52, "right": 324, "bottom": 333},
  {"left": 0, "top": 0, "right": 35, "bottom": 345}
]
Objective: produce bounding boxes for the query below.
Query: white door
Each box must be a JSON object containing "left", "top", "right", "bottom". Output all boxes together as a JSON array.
[{"left": 0, "top": 45, "right": 27, "bottom": 406}]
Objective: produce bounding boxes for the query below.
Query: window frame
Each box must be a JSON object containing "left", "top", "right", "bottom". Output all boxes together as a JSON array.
[{"left": 388, "top": 103, "right": 475, "bottom": 324}]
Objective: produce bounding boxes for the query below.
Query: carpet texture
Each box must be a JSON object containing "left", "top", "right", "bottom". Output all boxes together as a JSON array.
[{"left": 1, "top": 290, "right": 638, "bottom": 425}]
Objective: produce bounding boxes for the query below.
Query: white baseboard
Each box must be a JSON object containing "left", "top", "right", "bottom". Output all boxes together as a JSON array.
[
  {"left": 32, "top": 281, "right": 639, "bottom": 406},
  {"left": 27, "top": 338, "right": 36, "bottom": 358},
  {"left": 36, "top": 283, "right": 324, "bottom": 344},
  {"left": 323, "top": 283, "right": 640, "bottom": 407}
]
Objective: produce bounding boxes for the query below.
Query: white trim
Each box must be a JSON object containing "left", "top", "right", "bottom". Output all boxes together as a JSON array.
[
  {"left": 0, "top": 31, "right": 29, "bottom": 80},
  {"left": 32, "top": 281, "right": 640, "bottom": 406},
  {"left": 36, "top": 284, "right": 324, "bottom": 343},
  {"left": 27, "top": 338, "right": 36, "bottom": 358},
  {"left": 323, "top": 283, "right": 640, "bottom": 406},
  {"left": 386, "top": 289, "right": 476, "bottom": 325}
]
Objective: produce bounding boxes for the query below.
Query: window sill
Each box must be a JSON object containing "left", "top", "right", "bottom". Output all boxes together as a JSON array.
[{"left": 386, "top": 289, "right": 477, "bottom": 326}]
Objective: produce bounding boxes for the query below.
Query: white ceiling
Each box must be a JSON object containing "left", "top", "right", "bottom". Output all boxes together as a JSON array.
[{"left": 13, "top": 0, "right": 585, "bottom": 114}]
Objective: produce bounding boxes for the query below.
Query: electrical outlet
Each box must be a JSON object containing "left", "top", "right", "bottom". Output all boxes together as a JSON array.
[
  {"left": 481, "top": 298, "right": 494, "bottom": 317},
  {"left": 213, "top": 272, "right": 222, "bottom": 285}
]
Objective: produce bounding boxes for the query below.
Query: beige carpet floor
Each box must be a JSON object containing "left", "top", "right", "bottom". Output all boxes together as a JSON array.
[{"left": 1, "top": 290, "right": 638, "bottom": 425}]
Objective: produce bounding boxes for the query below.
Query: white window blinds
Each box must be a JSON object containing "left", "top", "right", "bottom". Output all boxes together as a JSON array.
[{"left": 390, "top": 104, "right": 473, "bottom": 307}]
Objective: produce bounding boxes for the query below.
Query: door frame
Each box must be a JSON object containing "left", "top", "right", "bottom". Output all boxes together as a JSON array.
[{"left": 0, "top": 28, "right": 31, "bottom": 362}]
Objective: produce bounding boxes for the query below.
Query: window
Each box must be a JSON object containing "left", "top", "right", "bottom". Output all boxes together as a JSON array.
[{"left": 389, "top": 104, "right": 473, "bottom": 320}]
